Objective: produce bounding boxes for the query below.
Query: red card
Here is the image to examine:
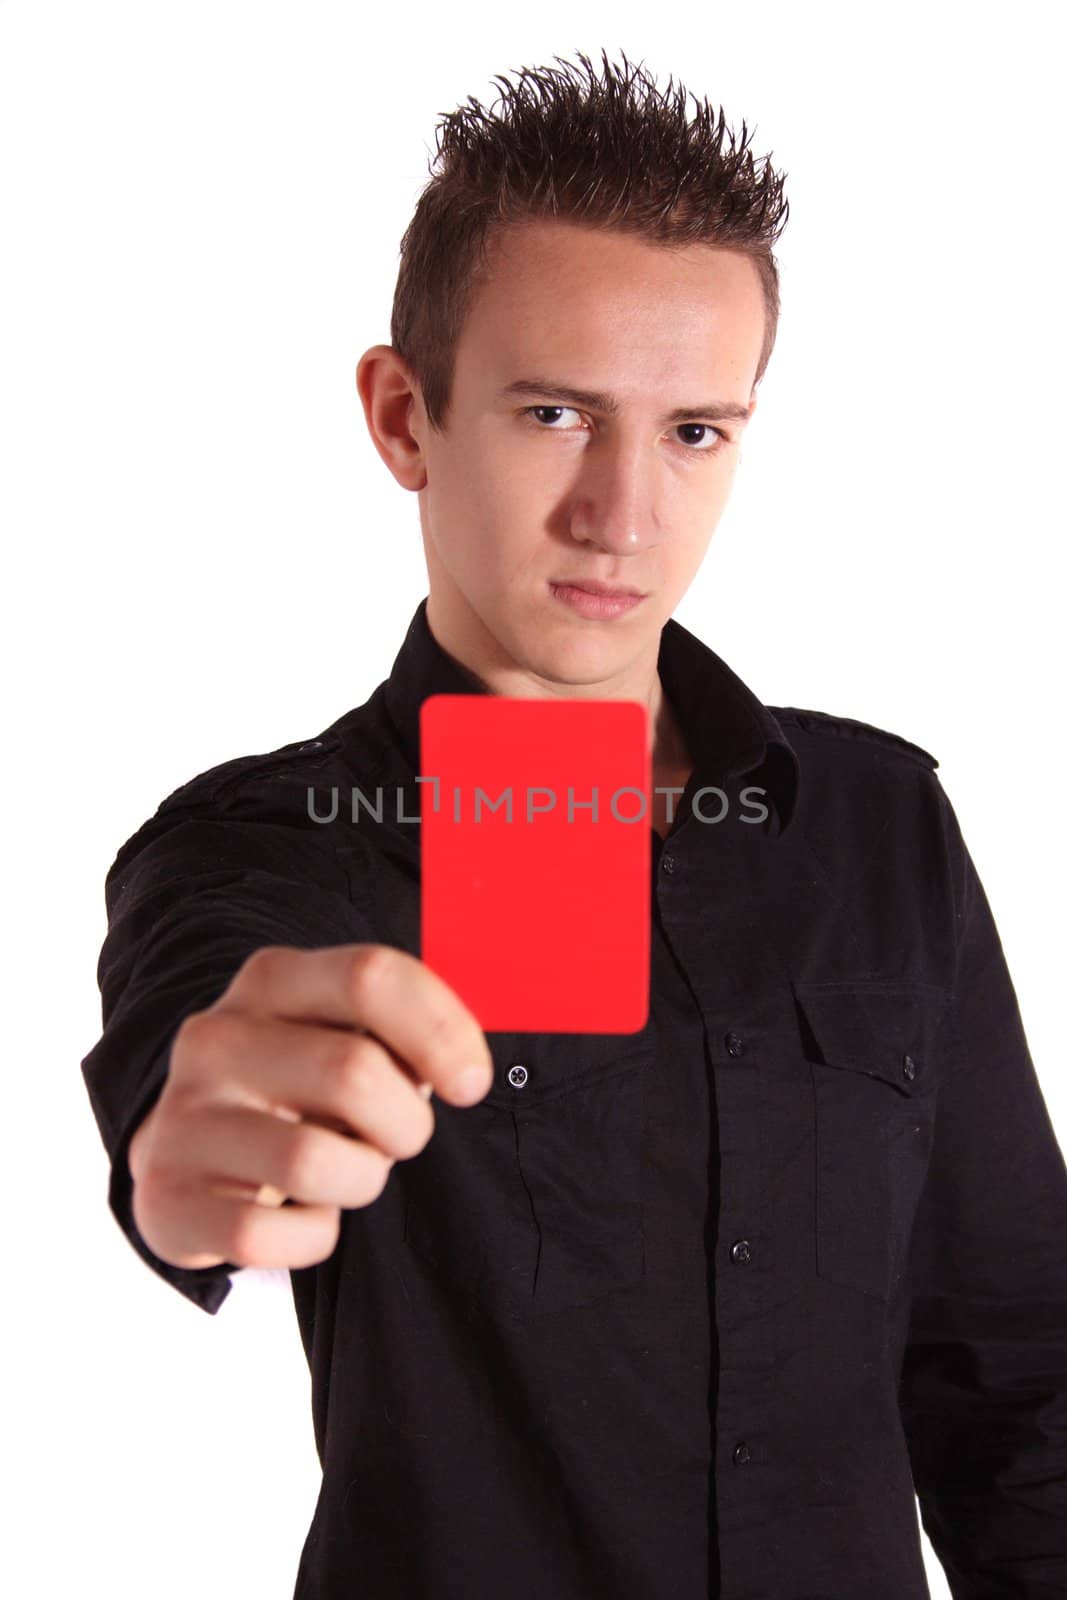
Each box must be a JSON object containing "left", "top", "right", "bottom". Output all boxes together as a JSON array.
[{"left": 419, "top": 695, "right": 650, "bottom": 1033}]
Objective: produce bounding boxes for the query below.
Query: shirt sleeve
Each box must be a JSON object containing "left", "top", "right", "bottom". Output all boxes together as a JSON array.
[
  {"left": 898, "top": 776, "right": 1067, "bottom": 1596},
  {"left": 80, "top": 801, "right": 369, "bottom": 1315}
]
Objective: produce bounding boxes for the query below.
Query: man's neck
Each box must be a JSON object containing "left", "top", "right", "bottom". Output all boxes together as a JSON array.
[{"left": 650, "top": 675, "right": 693, "bottom": 777}]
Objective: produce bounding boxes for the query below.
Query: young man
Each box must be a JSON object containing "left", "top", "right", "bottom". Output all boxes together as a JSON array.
[{"left": 81, "top": 50, "right": 1067, "bottom": 1600}]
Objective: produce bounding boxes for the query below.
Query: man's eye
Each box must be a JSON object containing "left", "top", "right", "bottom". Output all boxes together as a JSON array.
[
  {"left": 524, "top": 405, "right": 582, "bottom": 428},
  {"left": 675, "top": 423, "right": 727, "bottom": 452}
]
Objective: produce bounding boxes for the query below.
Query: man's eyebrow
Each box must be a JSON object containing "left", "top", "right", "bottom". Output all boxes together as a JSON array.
[{"left": 497, "top": 377, "right": 753, "bottom": 426}]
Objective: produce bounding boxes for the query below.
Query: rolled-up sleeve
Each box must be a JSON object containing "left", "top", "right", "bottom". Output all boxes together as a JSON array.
[
  {"left": 898, "top": 779, "right": 1067, "bottom": 1596},
  {"left": 80, "top": 804, "right": 366, "bottom": 1315}
]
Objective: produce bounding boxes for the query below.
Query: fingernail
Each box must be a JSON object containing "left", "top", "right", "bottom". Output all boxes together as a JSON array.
[{"left": 451, "top": 1066, "right": 491, "bottom": 1105}]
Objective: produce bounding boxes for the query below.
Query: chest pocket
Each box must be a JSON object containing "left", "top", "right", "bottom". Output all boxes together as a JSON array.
[
  {"left": 793, "top": 982, "right": 952, "bottom": 1303},
  {"left": 401, "top": 1030, "right": 653, "bottom": 1320}
]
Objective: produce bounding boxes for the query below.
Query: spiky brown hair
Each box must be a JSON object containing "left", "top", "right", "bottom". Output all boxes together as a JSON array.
[{"left": 390, "top": 48, "right": 790, "bottom": 431}]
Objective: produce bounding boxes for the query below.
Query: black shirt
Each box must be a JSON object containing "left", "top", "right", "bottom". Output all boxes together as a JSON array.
[{"left": 80, "top": 596, "right": 1067, "bottom": 1599}]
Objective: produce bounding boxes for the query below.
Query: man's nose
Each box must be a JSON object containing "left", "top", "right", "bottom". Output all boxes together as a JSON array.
[{"left": 566, "top": 439, "right": 660, "bottom": 555}]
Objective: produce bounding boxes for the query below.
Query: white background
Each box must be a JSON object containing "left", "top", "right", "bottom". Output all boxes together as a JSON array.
[{"left": 2, "top": 2, "right": 1063, "bottom": 1596}]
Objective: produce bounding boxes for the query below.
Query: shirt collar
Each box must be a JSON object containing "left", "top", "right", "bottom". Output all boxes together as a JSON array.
[{"left": 383, "top": 596, "right": 800, "bottom": 835}]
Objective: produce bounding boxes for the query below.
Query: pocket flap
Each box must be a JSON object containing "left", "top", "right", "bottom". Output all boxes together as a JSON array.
[
  {"left": 481, "top": 1020, "right": 658, "bottom": 1106},
  {"left": 792, "top": 982, "right": 951, "bottom": 1095}
]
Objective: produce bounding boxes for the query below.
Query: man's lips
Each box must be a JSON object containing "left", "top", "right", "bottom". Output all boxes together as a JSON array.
[
  {"left": 549, "top": 579, "right": 646, "bottom": 597},
  {"left": 548, "top": 582, "right": 646, "bottom": 618}
]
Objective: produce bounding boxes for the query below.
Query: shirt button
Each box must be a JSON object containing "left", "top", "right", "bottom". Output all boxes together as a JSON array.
[
  {"left": 661, "top": 853, "right": 675, "bottom": 874},
  {"left": 730, "top": 1239, "right": 752, "bottom": 1264},
  {"left": 507, "top": 1064, "right": 528, "bottom": 1089},
  {"left": 902, "top": 1053, "right": 918, "bottom": 1081},
  {"left": 725, "top": 1031, "right": 746, "bottom": 1057},
  {"left": 732, "top": 1441, "right": 751, "bottom": 1467}
]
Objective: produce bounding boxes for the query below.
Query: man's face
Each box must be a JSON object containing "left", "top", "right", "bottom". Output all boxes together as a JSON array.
[{"left": 410, "top": 218, "right": 766, "bottom": 697}]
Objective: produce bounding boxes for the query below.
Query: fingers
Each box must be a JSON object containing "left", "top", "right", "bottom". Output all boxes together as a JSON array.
[
  {"left": 218, "top": 944, "right": 494, "bottom": 1106},
  {"left": 132, "top": 1165, "right": 343, "bottom": 1272},
  {"left": 131, "top": 943, "right": 496, "bottom": 1274},
  {"left": 169, "top": 1100, "right": 398, "bottom": 1210},
  {"left": 172, "top": 1010, "right": 437, "bottom": 1158}
]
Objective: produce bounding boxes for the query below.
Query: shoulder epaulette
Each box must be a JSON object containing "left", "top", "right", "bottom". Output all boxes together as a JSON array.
[
  {"left": 156, "top": 729, "right": 344, "bottom": 815},
  {"left": 768, "top": 706, "right": 939, "bottom": 770}
]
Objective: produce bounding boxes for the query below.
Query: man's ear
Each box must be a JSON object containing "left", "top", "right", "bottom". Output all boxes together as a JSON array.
[{"left": 355, "top": 344, "right": 428, "bottom": 492}]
